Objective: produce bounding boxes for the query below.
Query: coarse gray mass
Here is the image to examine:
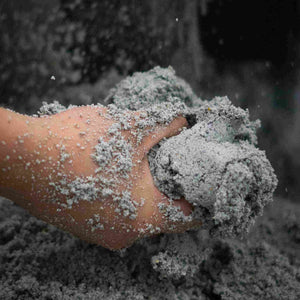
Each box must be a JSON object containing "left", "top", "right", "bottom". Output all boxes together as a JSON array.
[
  {"left": 107, "top": 67, "right": 278, "bottom": 237},
  {"left": 104, "top": 66, "right": 197, "bottom": 109},
  {"left": 148, "top": 97, "right": 278, "bottom": 236}
]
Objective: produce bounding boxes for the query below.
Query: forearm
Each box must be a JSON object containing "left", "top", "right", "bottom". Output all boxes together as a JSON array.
[
  {"left": 0, "top": 108, "right": 32, "bottom": 200},
  {"left": 0, "top": 108, "right": 48, "bottom": 207},
  {"left": 0, "top": 106, "right": 107, "bottom": 213}
]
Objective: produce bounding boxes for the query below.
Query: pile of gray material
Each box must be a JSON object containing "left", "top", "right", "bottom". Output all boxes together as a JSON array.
[
  {"left": 0, "top": 66, "right": 299, "bottom": 299},
  {"left": 1, "top": 196, "right": 299, "bottom": 299},
  {"left": 108, "top": 66, "right": 278, "bottom": 237},
  {"left": 104, "top": 66, "right": 197, "bottom": 109},
  {"left": 149, "top": 97, "right": 278, "bottom": 237}
]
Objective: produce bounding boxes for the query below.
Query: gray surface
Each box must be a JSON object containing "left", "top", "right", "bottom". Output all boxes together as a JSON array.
[
  {"left": 149, "top": 97, "right": 278, "bottom": 237},
  {"left": 1, "top": 67, "right": 297, "bottom": 299},
  {"left": 0, "top": 196, "right": 299, "bottom": 299}
]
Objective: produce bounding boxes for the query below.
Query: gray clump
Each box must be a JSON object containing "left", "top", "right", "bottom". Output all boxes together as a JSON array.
[
  {"left": 148, "top": 97, "right": 278, "bottom": 236},
  {"left": 150, "top": 230, "right": 211, "bottom": 280},
  {"left": 1, "top": 197, "right": 299, "bottom": 299},
  {"left": 107, "top": 67, "right": 278, "bottom": 237},
  {"left": 37, "top": 100, "right": 68, "bottom": 115},
  {"left": 104, "top": 66, "right": 197, "bottom": 110}
]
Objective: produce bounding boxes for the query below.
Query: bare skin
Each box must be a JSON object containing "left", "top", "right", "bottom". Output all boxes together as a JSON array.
[{"left": 0, "top": 106, "right": 200, "bottom": 250}]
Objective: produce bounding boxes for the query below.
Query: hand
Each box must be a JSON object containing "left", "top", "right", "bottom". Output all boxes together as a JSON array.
[{"left": 0, "top": 106, "right": 199, "bottom": 250}]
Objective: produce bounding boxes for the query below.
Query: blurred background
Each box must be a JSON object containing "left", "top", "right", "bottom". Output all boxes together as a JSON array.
[{"left": 0, "top": 0, "right": 299, "bottom": 201}]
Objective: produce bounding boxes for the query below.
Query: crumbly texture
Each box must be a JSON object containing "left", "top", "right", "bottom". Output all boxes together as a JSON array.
[
  {"left": 148, "top": 97, "right": 278, "bottom": 237},
  {"left": 36, "top": 100, "right": 68, "bottom": 115},
  {"left": 38, "top": 95, "right": 187, "bottom": 225},
  {"left": 0, "top": 196, "right": 299, "bottom": 299},
  {"left": 104, "top": 66, "right": 277, "bottom": 237},
  {"left": 37, "top": 67, "right": 277, "bottom": 237},
  {"left": 104, "top": 66, "right": 197, "bottom": 110},
  {"left": 0, "top": 66, "right": 287, "bottom": 299}
]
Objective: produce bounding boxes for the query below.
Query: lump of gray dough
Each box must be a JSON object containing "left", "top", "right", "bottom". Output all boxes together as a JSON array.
[{"left": 148, "top": 97, "right": 278, "bottom": 237}]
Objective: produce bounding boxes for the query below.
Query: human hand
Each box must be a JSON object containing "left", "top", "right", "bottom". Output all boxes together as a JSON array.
[{"left": 0, "top": 106, "right": 199, "bottom": 250}]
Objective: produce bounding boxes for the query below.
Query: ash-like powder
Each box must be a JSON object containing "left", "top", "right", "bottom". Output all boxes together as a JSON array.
[
  {"left": 148, "top": 97, "right": 278, "bottom": 237},
  {"left": 104, "top": 66, "right": 197, "bottom": 110},
  {"left": 3, "top": 67, "right": 295, "bottom": 299},
  {"left": 37, "top": 66, "right": 277, "bottom": 242},
  {"left": 106, "top": 67, "right": 278, "bottom": 238},
  {"left": 37, "top": 100, "right": 68, "bottom": 116}
]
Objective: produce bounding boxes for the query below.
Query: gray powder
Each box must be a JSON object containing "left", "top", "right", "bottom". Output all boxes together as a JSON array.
[
  {"left": 1, "top": 197, "right": 299, "bottom": 299},
  {"left": 1, "top": 67, "right": 295, "bottom": 299},
  {"left": 37, "top": 66, "right": 277, "bottom": 240},
  {"left": 148, "top": 97, "right": 278, "bottom": 237},
  {"left": 106, "top": 68, "right": 278, "bottom": 238},
  {"left": 37, "top": 100, "right": 68, "bottom": 115},
  {"left": 104, "top": 66, "right": 197, "bottom": 109}
]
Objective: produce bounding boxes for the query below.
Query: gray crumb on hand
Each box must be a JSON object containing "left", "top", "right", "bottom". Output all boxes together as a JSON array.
[
  {"left": 106, "top": 66, "right": 278, "bottom": 238},
  {"left": 37, "top": 66, "right": 278, "bottom": 241},
  {"left": 148, "top": 97, "right": 278, "bottom": 237}
]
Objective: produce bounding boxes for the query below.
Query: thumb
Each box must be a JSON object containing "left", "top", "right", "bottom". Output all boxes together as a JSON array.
[{"left": 141, "top": 116, "right": 188, "bottom": 153}]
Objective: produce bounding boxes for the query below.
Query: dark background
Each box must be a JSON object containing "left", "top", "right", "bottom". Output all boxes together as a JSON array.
[{"left": 1, "top": 0, "right": 299, "bottom": 200}]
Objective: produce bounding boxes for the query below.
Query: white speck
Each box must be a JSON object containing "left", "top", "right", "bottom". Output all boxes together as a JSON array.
[
  {"left": 18, "top": 156, "right": 22, "bottom": 160},
  {"left": 1, "top": 141, "right": 6, "bottom": 145},
  {"left": 5, "top": 155, "right": 10, "bottom": 160},
  {"left": 50, "top": 75, "right": 56, "bottom": 80},
  {"left": 175, "top": 18, "right": 179, "bottom": 22},
  {"left": 67, "top": 199, "right": 73, "bottom": 206}
]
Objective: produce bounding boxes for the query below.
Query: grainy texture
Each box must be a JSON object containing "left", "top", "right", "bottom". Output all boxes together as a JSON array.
[
  {"left": 0, "top": 67, "right": 293, "bottom": 299},
  {"left": 104, "top": 66, "right": 197, "bottom": 109},
  {"left": 106, "top": 67, "right": 278, "bottom": 236},
  {"left": 0, "top": 197, "right": 299, "bottom": 299},
  {"left": 149, "top": 97, "right": 278, "bottom": 237}
]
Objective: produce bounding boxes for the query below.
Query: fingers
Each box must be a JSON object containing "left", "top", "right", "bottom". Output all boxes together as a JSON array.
[
  {"left": 153, "top": 187, "right": 202, "bottom": 234},
  {"left": 141, "top": 116, "right": 188, "bottom": 153},
  {"left": 132, "top": 156, "right": 200, "bottom": 235}
]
